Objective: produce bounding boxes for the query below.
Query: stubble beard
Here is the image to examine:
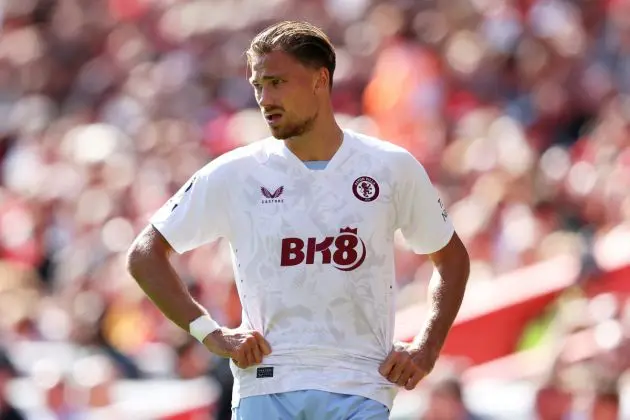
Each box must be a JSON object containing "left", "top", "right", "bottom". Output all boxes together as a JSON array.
[{"left": 272, "top": 111, "right": 318, "bottom": 140}]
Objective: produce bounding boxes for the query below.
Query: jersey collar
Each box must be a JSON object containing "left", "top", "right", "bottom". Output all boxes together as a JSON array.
[{"left": 269, "top": 129, "right": 354, "bottom": 175}]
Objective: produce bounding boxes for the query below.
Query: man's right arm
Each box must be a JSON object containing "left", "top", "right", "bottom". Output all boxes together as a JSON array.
[
  {"left": 129, "top": 162, "right": 272, "bottom": 367},
  {"left": 126, "top": 224, "right": 271, "bottom": 365},
  {"left": 126, "top": 224, "right": 208, "bottom": 336}
]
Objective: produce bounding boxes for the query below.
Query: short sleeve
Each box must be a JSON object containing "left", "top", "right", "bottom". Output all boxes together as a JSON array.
[
  {"left": 395, "top": 151, "right": 454, "bottom": 255},
  {"left": 150, "top": 161, "right": 229, "bottom": 254}
]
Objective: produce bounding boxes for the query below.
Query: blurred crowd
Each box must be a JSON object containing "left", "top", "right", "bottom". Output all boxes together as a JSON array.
[{"left": 0, "top": 0, "right": 629, "bottom": 418}]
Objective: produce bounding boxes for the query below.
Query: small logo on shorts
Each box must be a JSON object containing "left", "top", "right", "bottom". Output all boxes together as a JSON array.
[
  {"left": 352, "top": 176, "right": 379, "bottom": 202},
  {"left": 256, "top": 367, "right": 274, "bottom": 378}
]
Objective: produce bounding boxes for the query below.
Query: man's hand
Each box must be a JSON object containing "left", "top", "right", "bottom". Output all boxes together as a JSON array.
[
  {"left": 379, "top": 342, "right": 436, "bottom": 390},
  {"left": 203, "top": 328, "right": 272, "bottom": 369}
]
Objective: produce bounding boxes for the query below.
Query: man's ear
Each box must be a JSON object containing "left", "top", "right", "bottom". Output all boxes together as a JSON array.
[{"left": 314, "top": 68, "right": 329, "bottom": 92}]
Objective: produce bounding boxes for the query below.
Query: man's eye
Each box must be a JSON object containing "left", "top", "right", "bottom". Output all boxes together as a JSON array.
[{"left": 271, "top": 79, "right": 282, "bottom": 87}]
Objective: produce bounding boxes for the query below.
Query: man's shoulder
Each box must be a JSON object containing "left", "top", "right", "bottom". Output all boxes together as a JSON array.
[
  {"left": 345, "top": 129, "right": 412, "bottom": 157},
  {"left": 197, "top": 137, "right": 274, "bottom": 177},
  {"left": 213, "top": 137, "right": 274, "bottom": 165},
  {"left": 345, "top": 129, "right": 417, "bottom": 169}
]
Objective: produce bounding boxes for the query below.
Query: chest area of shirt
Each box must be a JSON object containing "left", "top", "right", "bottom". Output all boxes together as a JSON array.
[
  {"left": 241, "top": 170, "right": 390, "bottom": 216},
  {"left": 228, "top": 168, "right": 395, "bottom": 238}
]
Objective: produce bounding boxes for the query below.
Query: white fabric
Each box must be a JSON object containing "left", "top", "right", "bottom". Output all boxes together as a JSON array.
[{"left": 150, "top": 129, "right": 455, "bottom": 410}]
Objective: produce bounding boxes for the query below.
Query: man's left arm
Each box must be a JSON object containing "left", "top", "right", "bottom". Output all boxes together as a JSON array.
[
  {"left": 379, "top": 150, "right": 470, "bottom": 390},
  {"left": 412, "top": 232, "right": 470, "bottom": 367},
  {"left": 379, "top": 233, "right": 469, "bottom": 390}
]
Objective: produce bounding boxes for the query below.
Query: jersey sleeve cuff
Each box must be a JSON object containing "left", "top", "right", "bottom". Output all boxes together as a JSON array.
[
  {"left": 150, "top": 221, "right": 187, "bottom": 255},
  {"left": 412, "top": 226, "right": 455, "bottom": 255}
]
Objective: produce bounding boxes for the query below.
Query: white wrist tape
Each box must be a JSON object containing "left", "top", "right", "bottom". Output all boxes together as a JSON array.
[{"left": 189, "top": 314, "right": 221, "bottom": 343}]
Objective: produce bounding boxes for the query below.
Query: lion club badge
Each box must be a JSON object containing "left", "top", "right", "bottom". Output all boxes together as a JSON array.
[{"left": 352, "top": 176, "right": 379, "bottom": 202}]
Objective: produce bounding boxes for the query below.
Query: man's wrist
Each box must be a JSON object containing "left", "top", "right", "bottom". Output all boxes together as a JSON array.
[{"left": 189, "top": 314, "right": 221, "bottom": 343}]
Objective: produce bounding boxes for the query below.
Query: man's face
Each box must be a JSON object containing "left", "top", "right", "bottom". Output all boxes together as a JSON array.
[{"left": 249, "top": 50, "right": 322, "bottom": 139}]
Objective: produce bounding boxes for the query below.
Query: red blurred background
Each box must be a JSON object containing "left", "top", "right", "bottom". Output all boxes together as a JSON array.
[{"left": 0, "top": 0, "right": 629, "bottom": 418}]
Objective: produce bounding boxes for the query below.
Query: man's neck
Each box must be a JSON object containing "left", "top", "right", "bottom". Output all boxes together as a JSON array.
[{"left": 284, "top": 122, "right": 344, "bottom": 162}]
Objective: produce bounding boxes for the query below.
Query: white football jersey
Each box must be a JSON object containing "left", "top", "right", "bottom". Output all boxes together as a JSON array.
[{"left": 150, "top": 129, "right": 454, "bottom": 410}]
